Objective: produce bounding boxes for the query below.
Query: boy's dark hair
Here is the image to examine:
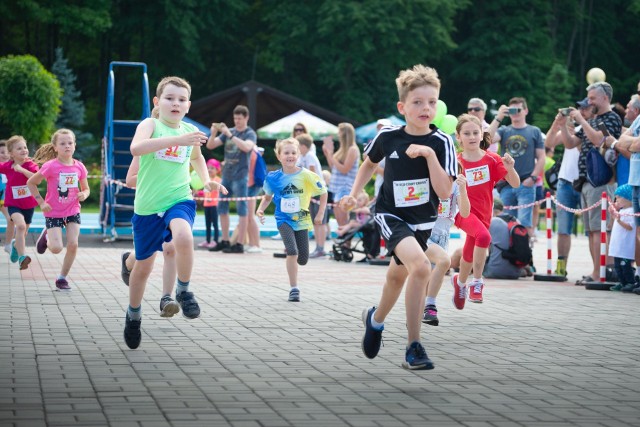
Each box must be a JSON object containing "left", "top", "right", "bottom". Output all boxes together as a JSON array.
[
  {"left": 156, "top": 76, "right": 191, "bottom": 98},
  {"left": 233, "top": 105, "right": 249, "bottom": 117},
  {"left": 509, "top": 97, "right": 528, "bottom": 110},
  {"left": 295, "top": 133, "right": 313, "bottom": 148}
]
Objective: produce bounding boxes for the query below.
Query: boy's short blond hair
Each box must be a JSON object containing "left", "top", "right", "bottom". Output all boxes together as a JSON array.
[
  {"left": 156, "top": 76, "right": 191, "bottom": 98},
  {"left": 396, "top": 64, "right": 441, "bottom": 102},
  {"left": 295, "top": 133, "right": 313, "bottom": 148},
  {"left": 275, "top": 137, "right": 299, "bottom": 155}
]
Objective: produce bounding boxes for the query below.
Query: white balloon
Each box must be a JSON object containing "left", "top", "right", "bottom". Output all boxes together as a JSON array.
[{"left": 586, "top": 67, "right": 606, "bottom": 84}]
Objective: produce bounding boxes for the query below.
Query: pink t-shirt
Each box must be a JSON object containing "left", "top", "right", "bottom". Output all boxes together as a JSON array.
[
  {"left": 0, "top": 160, "right": 39, "bottom": 209},
  {"left": 39, "top": 159, "right": 88, "bottom": 218}
]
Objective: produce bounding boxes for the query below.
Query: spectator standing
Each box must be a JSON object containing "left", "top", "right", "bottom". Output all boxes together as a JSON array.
[
  {"left": 322, "top": 123, "right": 360, "bottom": 227},
  {"left": 206, "top": 105, "right": 257, "bottom": 254},
  {"left": 489, "top": 97, "right": 545, "bottom": 240},
  {"left": 559, "top": 82, "right": 622, "bottom": 282},
  {"left": 607, "top": 184, "right": 636, "bottom": 292}
]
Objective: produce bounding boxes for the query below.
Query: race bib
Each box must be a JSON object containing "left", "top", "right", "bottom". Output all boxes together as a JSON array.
[
  {"left": 465, "top": 165, "right": 490, "bottom": 186},
  {"left": 12, "top": 185, "right": 31, "bottom": 199},
  {"left": 393, "top": 178, "right": 429, "bottom": 208},
  {"left": 1, "top": 174, "right": 6, "bottom": 184},
  {"left": 59, "top": 172, "right": 79, "bottom": 188},
  {"left": 281, "top": 197, "right": 300, "bottom": 213},
  {"left": 437, "top": 198, "right": 452, "bottom": 218},
  {"left": 155, "top": 146, "right": 188, "bottom": 163}
]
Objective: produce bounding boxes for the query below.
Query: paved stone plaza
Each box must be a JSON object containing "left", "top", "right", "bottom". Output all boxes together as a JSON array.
[{"left": 1, "top": 232, "right": 639, "bottom": 426}]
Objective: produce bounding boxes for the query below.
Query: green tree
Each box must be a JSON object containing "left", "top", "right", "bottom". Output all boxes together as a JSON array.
[
  {"left": 0, "top": 55, "right": 61, "bottom": 143},
  {"left": 52, "top": 47, "right": 85, "bottom": 128},
  {"left": 535, "top": 64, "right": 574, "bottom": 132}
]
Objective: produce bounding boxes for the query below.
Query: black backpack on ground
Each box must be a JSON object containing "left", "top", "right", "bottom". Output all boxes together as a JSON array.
[{"left": 495, "top": 213, "right": 533, "bottom": 268}]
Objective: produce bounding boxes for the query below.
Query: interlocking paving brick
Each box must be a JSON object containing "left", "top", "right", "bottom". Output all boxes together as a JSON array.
[{"left": 1, "top": 233, "right": 640, "bottom": 426}]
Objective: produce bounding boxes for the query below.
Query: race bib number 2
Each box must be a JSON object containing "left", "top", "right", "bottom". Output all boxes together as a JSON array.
[{"left": 393, "top": 178, "right": 429, "bottom": 208}]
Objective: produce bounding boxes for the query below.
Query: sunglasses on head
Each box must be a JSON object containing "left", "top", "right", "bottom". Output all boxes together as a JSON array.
[
  {"left": 294, "top": 128, "right": 305, "bottom": 132},
  {"left": 467, "top": 107, "right": 483, "bottom": 112}
]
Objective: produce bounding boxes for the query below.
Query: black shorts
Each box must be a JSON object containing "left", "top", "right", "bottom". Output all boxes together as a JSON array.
[
  {"left": 46, "top": 213, "right": 81, "bottom": 229},
  {"left": 8, "top": 206, "right": 35, "bottom": 224},
  {"left": 374, "top": 213, "right": 431, "bottom": 266}
]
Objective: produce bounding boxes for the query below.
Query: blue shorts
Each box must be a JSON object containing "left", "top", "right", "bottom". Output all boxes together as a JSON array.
[
  {"left": 8, "top": 206, "right": 35, "bottom": 224},
  {"left": 332, "top": 187, "right": 352, "bottom": 203},
  {"left": 218, "top": 176, "right": 248, "bottom": 216},
  {"left": 555, "top": 179, "right": 582, "bottom": 235},
  {"left": 132, "top": 200, "right": 196, "bottom": 261},
  {"left": 248, "top": 184, "right": 262, "bottom": 198}
]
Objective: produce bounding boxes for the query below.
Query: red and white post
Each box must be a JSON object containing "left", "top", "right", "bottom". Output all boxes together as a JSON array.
[{"left": 599, "top": 191, "right": 607, "bottom": 283}]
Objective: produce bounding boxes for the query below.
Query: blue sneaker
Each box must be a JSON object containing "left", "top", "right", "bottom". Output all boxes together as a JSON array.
[
  {"left": 176, "top": 291, "right": 201, "bottom": 319},
  {"left": 159, "top": 295, "right": 180, "bottom": 318},
  {"left": 361, "top": 306, "right": 383, "bottom": 359},
  {"left": 123, "top": 313, "right": 141, "bottom": 349},
  {"left": 288, "top": 288, "right": 300, "bottom": 302},
  {"left": 402, "top": 341, "right": 434, "bottom": 370},
  {"left": 10, "top": 239, "right": 18, "bottom": 263}
]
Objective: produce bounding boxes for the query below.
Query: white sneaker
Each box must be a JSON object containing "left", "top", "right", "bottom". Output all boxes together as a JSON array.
[
  {"left": 3, "top": 244, "right": 10, "bottom": 254},
  {"left": 246, "top": 246, "right": 263, "bottom": 254},
  {"left": 271, "top": 233, "right": 282, "bottom": 240}
]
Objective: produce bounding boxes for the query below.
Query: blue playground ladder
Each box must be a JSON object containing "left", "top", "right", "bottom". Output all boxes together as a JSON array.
[{"left": 100, "top": 62, "right": 150, "bottom": 240}]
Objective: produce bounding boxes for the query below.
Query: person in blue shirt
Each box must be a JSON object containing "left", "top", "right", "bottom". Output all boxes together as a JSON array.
[{"left": 256, "top": 138, "right": 328, "bottom": 302}]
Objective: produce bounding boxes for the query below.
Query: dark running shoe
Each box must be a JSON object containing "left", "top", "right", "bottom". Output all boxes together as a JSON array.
[
  {"left": 361, "top": 306, "right": 383, "bottom": 359},
  {"left": 55, "top": 278, "right": 71, "bottom": 291},
  {"left": 123, "top": 313, "right": 141, "bottom": 349},
  {"left": 36, "top": 228, "right": 48, "bottom": 254},
  {"left": 176, "top": 292, "right": 201, "bottom": 319},
  {"left": 209, "top": 240, "right": 230, "bottom": 252},
  {"left": 422, "top": 305, "right": 439, "bottom": 326},
  {"left": 120, "top": 252, "right": 131, "bottom": 286},
  {"left": 18, "top": 255, "right": 31, "bottom": 270},
  {"left": 222, "top": 243, "right": 244, "bottom": 253},
  {"left": 288, "top": 288, "right": 300, "bottom": 302},
  {"left": 159, "top": 295, "right": 180, "bottom": 318},
  {"left": 402, "top": 341, "right": 434, "bottom": 370}
]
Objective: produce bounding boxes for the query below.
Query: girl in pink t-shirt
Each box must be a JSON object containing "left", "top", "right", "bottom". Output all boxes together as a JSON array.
[
  {"left": 451, "top": 115, "right": 519, "bottom": 309},
  {"left": 27, "top": 129, "right": 90, "bottom": 291},
  {"left": 0, "top": 135, "right": 39, "bottom": 270}
]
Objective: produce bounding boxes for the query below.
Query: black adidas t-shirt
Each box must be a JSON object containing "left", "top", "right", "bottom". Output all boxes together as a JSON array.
[{"left": 365, "top": 125, "right": 458, "bottom": 227}]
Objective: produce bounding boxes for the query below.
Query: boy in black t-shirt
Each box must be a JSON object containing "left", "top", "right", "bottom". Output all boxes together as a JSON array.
[{"left": 340, "top": 65, "right": 457, "bottom": 370}]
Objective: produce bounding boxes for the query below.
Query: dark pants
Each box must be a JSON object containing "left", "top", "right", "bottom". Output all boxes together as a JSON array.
[
  {"left": 614, "top": 257, "right": 635, "bottom": 286},
  {"left": 204, "top": 206, "right": 219, "bottom": 244}
]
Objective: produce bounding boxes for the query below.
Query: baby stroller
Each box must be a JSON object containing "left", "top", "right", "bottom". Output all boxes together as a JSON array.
[{"left": 332, "top": 214, "right": 389, "bottom": 265}]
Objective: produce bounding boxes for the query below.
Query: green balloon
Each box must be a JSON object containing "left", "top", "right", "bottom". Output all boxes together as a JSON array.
[
  {"left": 190, "top": 170, "right": 204, "bottom": 190},
  {"left": 440, "top": 114, "right": 458, "bottom": 135},
  {"left": 433, "top": 100, "right": 447, "bottom": 126}
]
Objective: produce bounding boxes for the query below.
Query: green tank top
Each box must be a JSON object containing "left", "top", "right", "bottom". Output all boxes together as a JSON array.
[{"left": 134, "top": 119, "right": 195, "bottom": 215}]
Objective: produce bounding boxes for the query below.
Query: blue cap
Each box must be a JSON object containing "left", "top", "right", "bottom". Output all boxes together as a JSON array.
[{"left": 614, "top": 184, "right": 632, "bottom": 201}]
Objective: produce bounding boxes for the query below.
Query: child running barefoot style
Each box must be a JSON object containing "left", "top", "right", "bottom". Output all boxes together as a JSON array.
[
  {"left": 256, "top": 137, "right": 328, "bottom": 302},
  {"left": 341, "top": 65, "right": 457, "bottom": 370},
  {"left": 0, "top": 135, "right": 39, "bottom": 270},
  {"left": 119, "top": 155, "right": 180, "bottom": 318},
  {"left": 123, "top": 76, "right": 227, "bottom": 349},
  {"left": 452, "top": 114, "right": 519, "bottom": 309},
  {"left": 422, "top": 174, "right": 470, "bottom": 326},
  {"left": 26, "top": 130, "right": 90, "bottom": 290}
]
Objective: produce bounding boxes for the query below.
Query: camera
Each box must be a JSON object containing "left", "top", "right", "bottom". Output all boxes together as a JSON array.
[
  {"left": 507, "top": 107, "right": 521, "bottom": 115},
  {"left": 560, "top": 108, "right": 572, "bottom": 116}
]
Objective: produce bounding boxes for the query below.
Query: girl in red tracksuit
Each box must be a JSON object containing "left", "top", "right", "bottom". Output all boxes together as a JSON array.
[{"left": 451, "top": 114, "right": 520, "bottom": 309}]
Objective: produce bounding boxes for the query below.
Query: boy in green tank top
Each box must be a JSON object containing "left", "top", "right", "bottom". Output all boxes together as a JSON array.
[{"left": 123, "top": 76, "right": 227, "bottom": 349}]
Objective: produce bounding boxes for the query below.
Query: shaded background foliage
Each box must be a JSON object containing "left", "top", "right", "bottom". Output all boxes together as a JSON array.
[{"left": 1, "top": 0, "right": 640, "bottom": 160}]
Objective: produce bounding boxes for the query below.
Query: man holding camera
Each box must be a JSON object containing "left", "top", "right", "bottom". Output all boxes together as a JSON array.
[
  {"left": 489, "top": 97, "right": 545, "bottom": 239},
  {"left": 558, "top": 82, "right": 622, "bottom": 282},
  {"left": 206, "top": 105, "right": 258, "bottom": 254}
]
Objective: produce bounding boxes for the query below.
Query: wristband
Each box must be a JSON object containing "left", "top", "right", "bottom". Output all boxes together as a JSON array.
[
  {"left": 228, "top": 134, "right": 234, "bottom": 140},
  {"left": 494, "top": 117, "right": 503, "bottom": 124},
  {"left": 611, "top": 140, "right": 618, "bottom": 150}
]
